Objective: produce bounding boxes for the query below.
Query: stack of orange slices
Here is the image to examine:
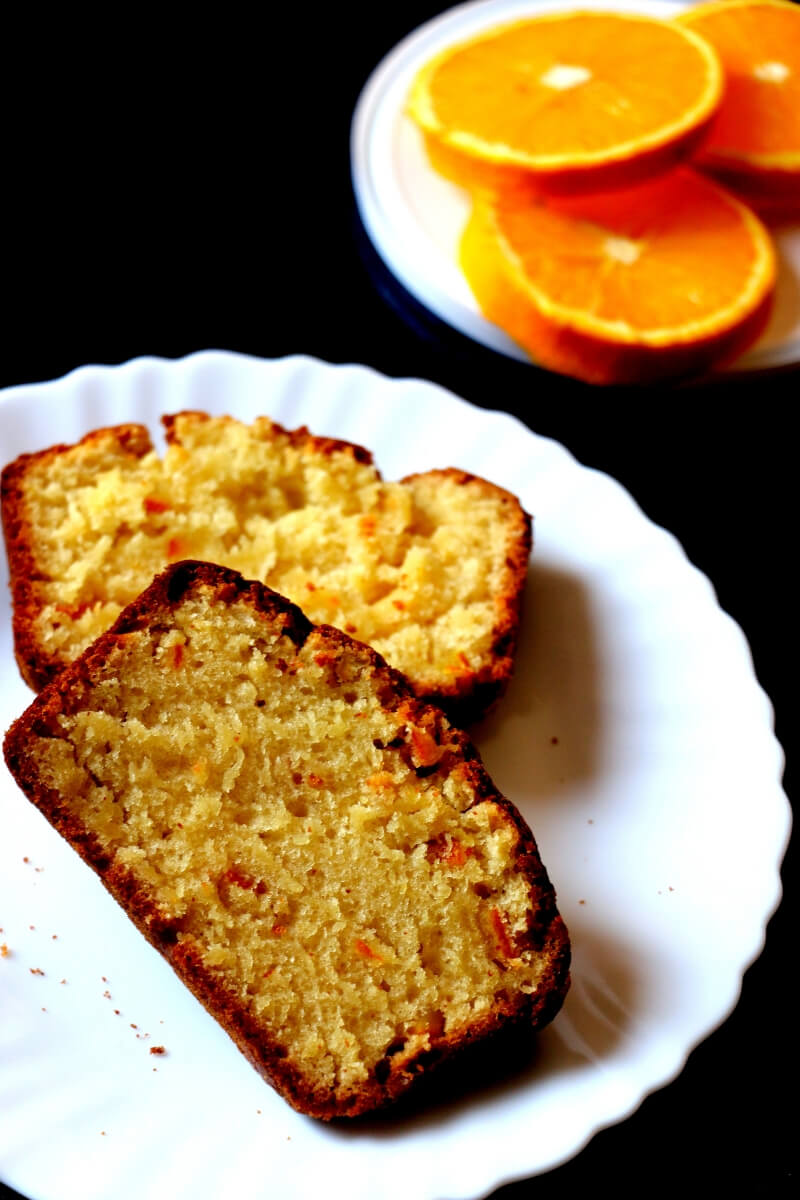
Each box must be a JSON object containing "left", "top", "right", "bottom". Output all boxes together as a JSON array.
[{"left": 407, "top": 1, "right": 798, "bottom": 385}]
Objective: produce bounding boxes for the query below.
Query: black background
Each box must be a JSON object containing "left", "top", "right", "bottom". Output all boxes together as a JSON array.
[{"left": 1, "top": 4, "right": 794, "bottom": 1195}]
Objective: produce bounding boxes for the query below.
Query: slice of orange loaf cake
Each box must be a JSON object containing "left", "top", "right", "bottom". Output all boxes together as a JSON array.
[
  {"left": 1, "top": 412, "right": 531, "bottom": 722},
  {"left": 3, "top": 562, "right": 570, "bottom": 1118}
]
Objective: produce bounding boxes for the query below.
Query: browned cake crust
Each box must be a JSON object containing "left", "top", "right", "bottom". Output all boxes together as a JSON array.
[
  {"left": 3, "top": 561, "right": 569, "bottom": 1119},
  {"left": 397, "top": 466, "right": 531, "bottom": 726},
  {"left": 1, "top": 413, "right": 531, "bottom": 723},
  {"left": 1, "top": 423, "right": 154, "bottom": 692}
]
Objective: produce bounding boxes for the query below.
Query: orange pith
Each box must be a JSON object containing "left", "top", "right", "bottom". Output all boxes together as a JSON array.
[
  {"left": 676, "top": 0, "right": 800, "bottom": 202},
  {"left": 460, "top": 169, "right": 775, "bottom": 385},
  {"left": 408, "top": 11, "right": 724, "bottom": 193}
]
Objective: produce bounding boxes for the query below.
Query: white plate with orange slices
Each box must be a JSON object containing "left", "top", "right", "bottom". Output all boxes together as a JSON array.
[{"left": 351, "top": 0, "right": 800, "bottom": 383}]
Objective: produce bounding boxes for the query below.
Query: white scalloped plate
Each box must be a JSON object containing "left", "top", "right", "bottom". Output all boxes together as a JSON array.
[
  {"left": 351, "top": 0, "right": 800, "bottom": 375},
  {"left": 0, "top": 352, "right": 789, "bottom": 1200}
]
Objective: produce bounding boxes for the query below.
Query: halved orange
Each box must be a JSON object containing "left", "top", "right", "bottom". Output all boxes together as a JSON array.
[
  {"left": 676, "top": 0, "right": 800, "bottom": 206},
  {"left": 407, "top": 10, "right": 724, "bottom": 194},
  {"left": 460, "top": 169, "right": 775, "bottom": 385}
]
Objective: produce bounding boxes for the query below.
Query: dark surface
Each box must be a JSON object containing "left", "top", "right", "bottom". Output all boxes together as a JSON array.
[{"left": 1, "top": 4, "right": 794, "bottom": 1196}]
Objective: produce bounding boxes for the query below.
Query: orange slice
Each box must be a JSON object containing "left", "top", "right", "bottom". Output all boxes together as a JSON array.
[
  {"left": 676, "top": 0, "right": 800, "bottom": 207},
  {"left": 407, "top": 10, "right": 724, "bottom": 194},
  {"left": 460, "top": 169, "right": 775, "bottom": 385},
  {"left": 420, "top": 130, "right": 540, "bottom": 199}
]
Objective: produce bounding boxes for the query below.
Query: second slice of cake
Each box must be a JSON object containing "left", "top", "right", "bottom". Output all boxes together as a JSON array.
[{"left": 1, "top": 411, "right": 531, "bottom": 723}]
